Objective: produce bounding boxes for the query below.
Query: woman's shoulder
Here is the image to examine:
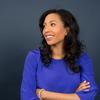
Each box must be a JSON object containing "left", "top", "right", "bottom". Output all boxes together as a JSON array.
[
  {"left": 24, "top": 49, "right": 41, "bottom": 70},
  {"left": 28, "top": 48, "right": 40, "bottom": 56},
  {"left": 31, "top": 48, "right": 40, "bottom": 54},
  {"left": 79, "top": 51, "right": 90, "bottom": 60},
  {"left": 76, "top": 51, "right": 92, "bottom": 64},
  {"left": 25, "top": 48, "right": 40, "bottom": 60},
  {"left": 77, "top": 51, "right": 93, "bottom": 68}
]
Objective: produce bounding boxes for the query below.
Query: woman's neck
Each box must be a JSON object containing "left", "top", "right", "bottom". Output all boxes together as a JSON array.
[{"left": 51, "top": 44, "right": 65, "bottom": 59}]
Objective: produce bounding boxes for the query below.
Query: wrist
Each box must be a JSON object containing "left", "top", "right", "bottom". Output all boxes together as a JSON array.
[
  {"left": 40, "top": 89, "right": 47, "bottom": 99},
  {"left": 38, "top": 89, "right": 46, "bottom": 100}
]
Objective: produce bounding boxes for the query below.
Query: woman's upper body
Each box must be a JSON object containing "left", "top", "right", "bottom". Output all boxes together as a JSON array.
[
  {"left": 21, "top": 9, "right": 98, "bottom": 100},
  {"left": 21, "top": 49, "right": 98, "bottom": 100}
]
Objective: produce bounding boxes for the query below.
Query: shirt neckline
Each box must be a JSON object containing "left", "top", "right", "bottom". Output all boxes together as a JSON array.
[{"left": 52, "top": 58, "right": 64, "bottom": 61}]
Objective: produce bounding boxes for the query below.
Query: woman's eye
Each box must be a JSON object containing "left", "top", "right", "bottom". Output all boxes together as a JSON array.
[
  {"left": 51, "top": 23, "right": 56, "bottom": 27},
  {"left": 43, "top": 24, "right": 45, "bottom": 28}
]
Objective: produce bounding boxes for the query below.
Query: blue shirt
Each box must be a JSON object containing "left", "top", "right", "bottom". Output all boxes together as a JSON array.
[{"left": 21, "top": 49, "right": 98, "bottom": 100}]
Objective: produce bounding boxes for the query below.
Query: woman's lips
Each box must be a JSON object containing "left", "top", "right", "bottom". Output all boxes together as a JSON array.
[{"left": 45, "top": 35, "right": 54, "bottom": 41}]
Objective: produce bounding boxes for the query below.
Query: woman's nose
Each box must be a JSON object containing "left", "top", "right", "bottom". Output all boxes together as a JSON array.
[{"left": 43, "top": 25, "right": 50, "bottom": 33}]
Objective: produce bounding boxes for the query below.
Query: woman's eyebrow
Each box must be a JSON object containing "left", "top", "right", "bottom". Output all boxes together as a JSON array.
[{"left": 49, "top": 20, "right": 57, "bottom": 23}]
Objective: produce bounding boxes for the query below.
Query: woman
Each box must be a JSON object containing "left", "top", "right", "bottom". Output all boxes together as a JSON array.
[{"left": 21, "top": 9, "right": 98, "bottom": 100}]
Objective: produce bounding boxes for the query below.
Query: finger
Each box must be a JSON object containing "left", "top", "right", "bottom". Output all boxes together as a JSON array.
[
  {"left": 78, "top": 82, "right": 90, "bottom": 90},
  {"left": 79, "top": 85, "right": 91, "bottom": 90},
  {"left": 76, "top": 81, "right": 90, "bottom": 92},
  {"left": 81, "top": 80, "right": 90, "bottom": 84},
  {"left": 76, "top": 85, "right": 90, "bottom": 92},
  {"left": 80, "top": 81, "right": 90, "bottom": 87},
  {"left": 79, "top": 81, "right": 87, "bottom": 86},
  {"left": 83, "top": 80, "right": 87, "bottom": 83},
  {"left": 83, "top": 89, "right": 90, "bottom": 91},
  {"left": 79, "top": 83, "right": 90, "bottom": 89}
]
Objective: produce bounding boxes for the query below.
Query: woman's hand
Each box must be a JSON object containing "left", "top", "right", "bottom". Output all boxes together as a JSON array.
[
  {"left": 36, "top": 81, "right": 90, "bottom": 99},
  {"left": 36, "top": 89, "right": 41, "bottom": 97},
  {"left": 36, "top": 89, "right": 46, "bottom": 99},
  {"left": 76, "top": 80, "right": 90, "bottom": 92}
]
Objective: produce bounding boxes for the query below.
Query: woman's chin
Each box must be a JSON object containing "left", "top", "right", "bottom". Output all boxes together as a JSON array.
[{"left": 47, "top": 42, "right": 55, "bottom": 46}]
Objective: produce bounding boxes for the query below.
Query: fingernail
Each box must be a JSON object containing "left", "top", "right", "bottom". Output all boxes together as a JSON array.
[
  {"left": 87, "top": 82, "right": 90, "bottom": 84},
  {"left": 84, "top": 80, "right": 86, "bottom": 82}
]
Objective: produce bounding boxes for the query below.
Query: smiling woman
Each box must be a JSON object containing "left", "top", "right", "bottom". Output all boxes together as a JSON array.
[
  {"left": 21, "top": 9, "right": 98, "bottom": 100},
  {"left": 42, "top": 13, "right": 68, "bottom": 46}
]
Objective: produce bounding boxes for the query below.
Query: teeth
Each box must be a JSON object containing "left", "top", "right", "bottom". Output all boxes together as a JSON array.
[{"left": 46, "top": 36, "right": 53, "bottom": 38}]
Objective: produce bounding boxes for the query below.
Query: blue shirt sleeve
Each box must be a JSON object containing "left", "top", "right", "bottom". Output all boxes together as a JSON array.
[
  {"left": 75, "top": 52, "right": 98, "bottom": 100},
  {"left": 20, "top": 51, "right": 39, "bottom": 100}
]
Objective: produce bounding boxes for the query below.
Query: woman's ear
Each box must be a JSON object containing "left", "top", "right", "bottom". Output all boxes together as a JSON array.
[
  {"left": 65, "top": 27, "right": 70, "bottom": 35},
  {"left": 66, "top": 27, "right": 70, "bottom": 33}
]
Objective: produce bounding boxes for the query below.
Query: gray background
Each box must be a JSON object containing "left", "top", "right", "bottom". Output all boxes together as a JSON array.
[{"left": 0, "top": 0, "right": 100, "bottom": 100}]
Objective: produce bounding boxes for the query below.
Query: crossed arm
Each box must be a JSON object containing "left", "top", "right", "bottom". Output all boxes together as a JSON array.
[
  {"left": 21, "top": 51, "right": 98, "bottom": 100},
  {"left": 36, "top": 80, "right": 90, "bottom": 100}
]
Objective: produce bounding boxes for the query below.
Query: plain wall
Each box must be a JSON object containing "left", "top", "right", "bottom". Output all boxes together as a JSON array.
[{"left": 0, "top": 0, "right": 100, "bottom": 100}]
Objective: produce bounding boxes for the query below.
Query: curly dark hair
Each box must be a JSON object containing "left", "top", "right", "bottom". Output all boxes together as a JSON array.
[{"left": 39, "top": 9, "right": 85, "bottom": 73}]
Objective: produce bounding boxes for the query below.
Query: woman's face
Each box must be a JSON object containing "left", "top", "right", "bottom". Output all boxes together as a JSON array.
[{"left": 42, "top": 13, "right": 68, "bottom": 46}]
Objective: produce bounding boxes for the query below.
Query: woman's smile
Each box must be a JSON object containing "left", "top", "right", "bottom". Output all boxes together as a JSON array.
[
  {"left": 43, "top": 13, "right": 67, "bottom": 46},
  {"left": 44, "top": 34, "right": 55, "bottom": 41}
]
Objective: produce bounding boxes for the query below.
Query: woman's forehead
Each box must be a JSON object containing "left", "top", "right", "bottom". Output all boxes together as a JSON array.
[{"left": 43, "top": 13, "right": 61, "bottom": 24}]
